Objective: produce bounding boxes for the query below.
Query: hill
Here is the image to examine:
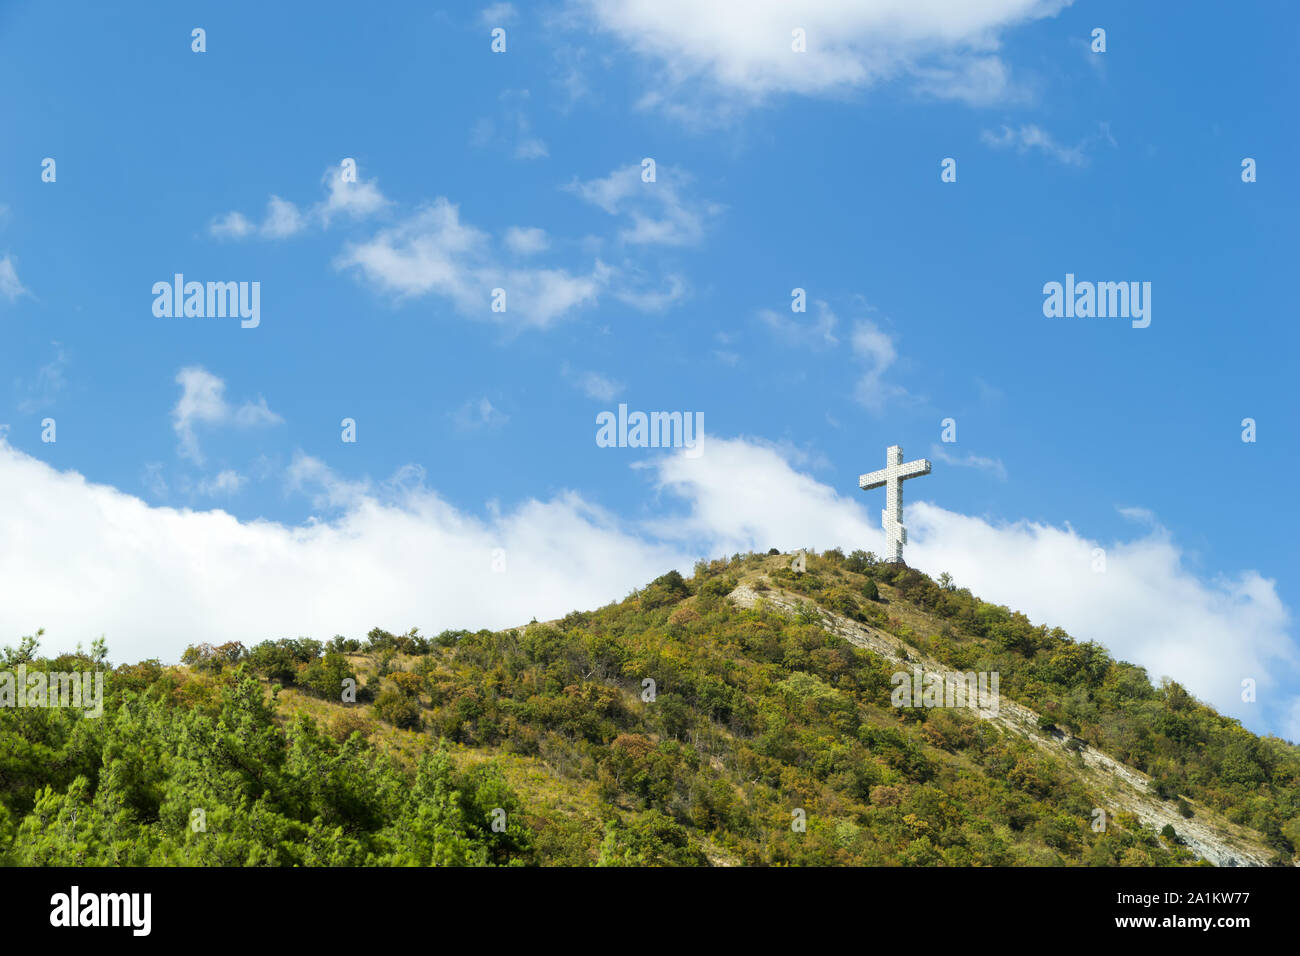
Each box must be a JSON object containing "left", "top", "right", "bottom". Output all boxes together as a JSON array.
[{"left": 2, "top": 549, "right": 1297, "bottom": 866}]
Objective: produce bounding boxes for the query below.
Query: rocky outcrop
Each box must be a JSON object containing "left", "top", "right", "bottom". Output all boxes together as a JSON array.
[{"left": 729, "top": 582, "right": 1281, "bottom": 867}]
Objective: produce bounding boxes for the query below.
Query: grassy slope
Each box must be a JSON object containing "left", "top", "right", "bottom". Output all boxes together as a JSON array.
[{"left": 263, "top": 551, "right": 1299, "bottom": 866}]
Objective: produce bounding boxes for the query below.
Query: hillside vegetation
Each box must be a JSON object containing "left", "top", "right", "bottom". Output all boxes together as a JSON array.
[{"left": 2, "top": 550, "right": 1297, "bottom": 866}]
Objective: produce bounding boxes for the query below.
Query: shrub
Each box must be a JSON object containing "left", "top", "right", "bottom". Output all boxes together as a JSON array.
[
  {"left": 299, "top": 652, "right": 354, "bottom": 702},
  {"left": 374, "top": 686, "right": 422, "bottom": 729},
  {"left": 326, "top": 635, "right": 362, "bottom": 654},
  {"left": 112, "top": 658, "right": 165, "bottom": 693},
  {"left": 641, "top": 570, "right": 691, "bottom": 609},
  {"left": 248, "top": 642, "right": 297, "bottom": 684},
  {"left": 822, "top": 586, "right": 862, "bottom": 619},
  {"left": 1150, "top": 776, "right": 1179, "bottom": 801},
  {"left": 844, "top": 550, "right": 878, "bottom": 574},
  {"left": 434, "top": 629, "right": 469, "bottom": 648},
  {"left": 180, "top": 642, "right": 245, "bottom": 673},
  {"left": 699, "top": 576, "right": 736, "bottom": 598},
  {"left": 389, "top": 670, "right": 425, "bottom": 698},
  {"left": 325, "top": 708, "right": 376, "bottom": 743}
]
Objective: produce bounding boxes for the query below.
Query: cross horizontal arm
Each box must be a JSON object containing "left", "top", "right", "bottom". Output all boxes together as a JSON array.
[{"left": 859, "top": 469, "right": 890, "bottom": 490}]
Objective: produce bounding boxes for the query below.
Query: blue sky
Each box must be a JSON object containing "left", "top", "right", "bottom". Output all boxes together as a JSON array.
[{"left": 1, "top": 1, "right": 1296, "bottom": 738}]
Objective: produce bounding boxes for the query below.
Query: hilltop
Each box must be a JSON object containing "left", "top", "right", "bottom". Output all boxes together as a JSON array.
[{"left": 2, "top": 549, "right": 1297, "bottom": 866}]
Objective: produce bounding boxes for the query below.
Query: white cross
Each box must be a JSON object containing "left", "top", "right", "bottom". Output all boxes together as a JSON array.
[{"left": 859, "top": 444, "right": 931, "bottom": 563}]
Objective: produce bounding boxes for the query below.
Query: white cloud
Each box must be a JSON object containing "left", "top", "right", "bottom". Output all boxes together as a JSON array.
[
  {"left": 504, "top": 226, "right": 550, "bottom": 256},
  {"left": 850, "top": 319, "right": 907, "bottom": 412},
  {"left": 0, "top": 255, "right": 28, "bottom": 302},
  {"left": 905, "top": 505, "right": 1294, "bottom": 738},
  {"left": 0, "top": 439, "right": 685, "bottom": 668},
  {"left": 480, "top": 2, "right": 516, "bottom": 26},
  {"left": 911, "top": 55, "right": 1019, "bottom": 105},
  {"left": 1117, "top": 506, "right": 1159, "bottom": 528},
  {"left": 566, "top": 163, "right": 722, "bottom": 246},
  {"left": 261, "top": 196, "right": 307, "bottom": 238},
  {"left": 341, "top": 200, "right": 487, "bottom": 304},
  {"left": 975, "top": 377, "right": 1004, "bottom": 406},
  {"left": 215, "top": 162, "right": 701, "bottom": 327},
  {"left": 573, "top": 370, "right": 623, "bottom": 402},
  {"left": 552, "top": 43, "right": 593, "bottom": 108},
  {"left": 451, "top": 397, "right": 509, "bottom": 431},
  {"left": 209, "top": 212, "right": 255, "bottom": 240},
  {"left": 141, "top": 462, "right": 168, "bottom": 498},
  {"left": 196, "top": 470, "right": 247, "bottom": 497},
  {"left": 612, "top": 272, "right": 690, "bottom": 311},
  {"left": 16, "top": 342, "right": 68, "bottom": 414},
  {"left": 338, "top": 199, "right": 610, "bottom": 328},
  {"left": 469, "top": 117, "right": 495, "bottom": 148},
  {"left": 171, "top": 367, "right": 284, "bottom": 464},
  {"left": 319, "top": 165, "right": 390, "bottom": 225},
  {"left": 515, "top": 137, "right": 549, "bottom": 160},
  {"left": 756, "top": 302, "right": 908, "bottom": 409},
  {"left": 758, "top": 298, "right": 839, "bottom": 349},
  {"left": 980, "top": 122, "right": 1115, "bottom": 166},
  {"left": 0, "top": 433, "right": 1293, "bottom": 739},
  {"left": 472, "top": 90, "right": 549, "bottom": 161},
  {"left": 286, "top": 452, "right": 370, "bottom": 510},
  {"left": 210, "top": 196, "right": 307, "bottom": 240},
  {"left": 930, "top": 444, "right": 1008, "bottom": 480},
  {"left": 573, "top": 0, "right": 1070, "bottom": 112},
  {"left": 210, "top": 164, "right": 389, "bottom": 240},
  {"left": 1074, "top": 35, "right": 1107, "bottom": 77}
]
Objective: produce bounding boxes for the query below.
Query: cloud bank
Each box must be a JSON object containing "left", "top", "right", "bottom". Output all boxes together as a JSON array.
[{"left": 0, "top": 433, "right": 1292, "bottom": 740}]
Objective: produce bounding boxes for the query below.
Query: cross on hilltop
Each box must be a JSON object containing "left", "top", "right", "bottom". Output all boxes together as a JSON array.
[{"left": 859, "top": 445, "right": 931, "bottom": 563}]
